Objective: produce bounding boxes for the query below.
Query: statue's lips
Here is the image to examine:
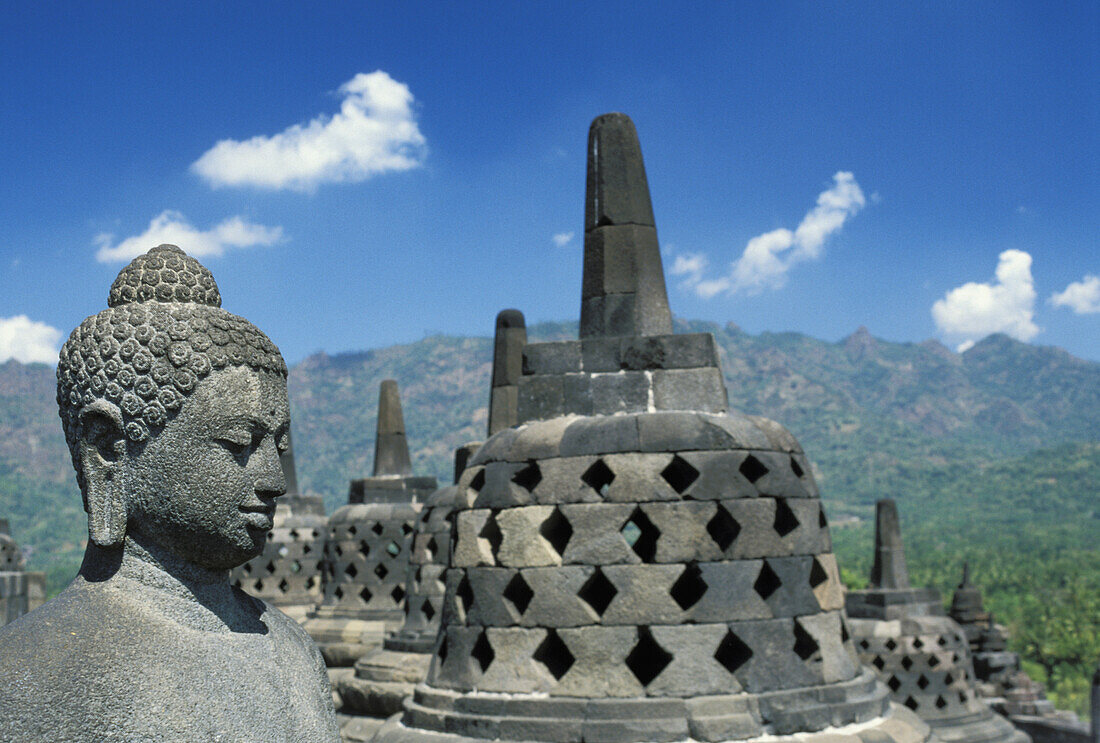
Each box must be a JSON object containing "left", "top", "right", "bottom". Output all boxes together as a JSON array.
[{"left": 240, "top": 505, "right": 275, "bottom": 530}]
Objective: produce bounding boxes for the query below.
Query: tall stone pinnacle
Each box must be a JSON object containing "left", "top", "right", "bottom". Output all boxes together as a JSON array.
[
  {"left": 372, "top": 379, "right": 413, "bottom": 477},
  {"left": 869, "top": 498, "right": 911, "bottom": 589},
  {"left": 580, "top": 113, "right": 673, "bottom": 339},
  {"left": 488, "top": 309, "right": 527, "bottom": 436}
]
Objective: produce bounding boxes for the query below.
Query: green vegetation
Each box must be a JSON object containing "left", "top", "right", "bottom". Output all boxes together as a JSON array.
[{"left": 1, "top": 325, "right": 1097, "bottom": 713}]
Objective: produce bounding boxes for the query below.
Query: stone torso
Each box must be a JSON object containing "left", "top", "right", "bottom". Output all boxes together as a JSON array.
[{"left": 0, "top": 572, "right": 339, "bottom": 742}]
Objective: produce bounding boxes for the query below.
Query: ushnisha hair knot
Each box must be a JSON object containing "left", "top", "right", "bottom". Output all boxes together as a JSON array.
[{"left": 58, "top": 245, "right": 287, "bottom": 488}]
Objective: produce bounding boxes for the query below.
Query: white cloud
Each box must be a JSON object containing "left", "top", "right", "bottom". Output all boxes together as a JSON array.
[
  {"left": 192, "top": 71, "right": 426, "bottom": 191},
  {"left": 552, "top": 231, "right": 575, "bottom": 247},
  {"left": 673, "top": 172, "right": 865, "bottom": 297},
  {"left": 1050, "top": 274, "right": 1100, "bottom": 314},
  {"left": 931, "top": 249, "right": 1039, "bottom": 351},
  {"left": 0, "top": 316, "right": 62, "bottom": 364},
  {"left": 95, "top": 210, "right": 284, "bottom": 263}
]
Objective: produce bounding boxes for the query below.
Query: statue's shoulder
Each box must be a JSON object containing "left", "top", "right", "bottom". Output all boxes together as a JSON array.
[{"left": 252, "top": 593, "right": 327, "bottom": 663}]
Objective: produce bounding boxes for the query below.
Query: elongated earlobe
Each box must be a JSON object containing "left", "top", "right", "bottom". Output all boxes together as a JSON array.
[{"left": 78, "top": 401, "right": 128, "bottom": 548}]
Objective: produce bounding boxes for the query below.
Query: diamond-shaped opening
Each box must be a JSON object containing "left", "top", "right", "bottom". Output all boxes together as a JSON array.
[
  {"left": 621, "top": 507, "right": 660, "bottom": 562},
  {"left": 359, "top": 586, "right": 372, "bottom": 603},
  {"left": 754, "top": 560, "right": 782, "bottom": 600},
  {"left": 469, "top": 468, "right": 486, "bottom": 492},
  {"left": 539, "top": 508, "right": 573, "bottom": 557},
  {"left": 913, "top": 637, "right": 924, "bottom": 650},
  {"left": 243, "top": 562, "right": 253, "bottom": 575},
  {"left": 885, "top": 638, "right": 898, "bottom": 651},
  {"left": 904, "top": 697, "right": 919, "bottom": 711},
  {"left": 706, "top": 506, "right": 740, "bottom": 551},
  {"left": 819, "top": 507, "right": 828, "bottom": 529},
  {"left": 958, "top": 690, "right": 968, "bottom": 703},
  {"left": 457, "top": 574, "right": 474, "bottom": 615},
  {"left": 471, "top": 631, "right": 494, "bottom": 674},
  {"left": 625, "top": 627, "right": 673, "bottom": 687},
  {"left": 917, "top": 674, "right": 930, "bottom": 690},
  {"left": 438, "top": 636, "right": 448, "bottom": 664},
  {"left": 859, "top": 639, "right": 871, "bottom": 650},
  {"left": 374, "top": 563, "right": 389, "bottom": 580},
  {"left": 661, "top": 455, "right": 699, "bottom": 494},
  {"left": 302, "top": 543, "right": 312, "bottom": 555},
  {"left": 264, "top": 560, "right": 276, "bottom": 575},
  {"left": 512, "top": 461, "right": 542, "bottom": 493},
  {"left": 371, "top": 523, "right": 384, "bottom": 536},
  {"left": 740, "top": 454, "right": 769, "bottom": 483},
  {"left": 275, "top": 577, "right": 289, "bottom": 593},
  {"left": 793, "top": 619, "right": 820, "bottom": 661},
  {"left": 901, "top": 656, "right": 914, "bottom": 671},
  {"left": 290, "top": 559, "right": 302, "bottom": 573},
  {"left": 392, "top": 585, "right": 406, "bottom": 605},
  {"left": 402, "top": 522, "right": 413, "bottom": 535},
  {"left": 935, "top": 696, "right": 948, "bottom": 709},
  {"left": 581, "top": 459, "right": 615, "bottom": 496},
  {"left": 334, "top": 544, "right": 344, "bottom": 557},
  {"left": 479, "top": 513, "right": 503, "bottom": 561},
  {"left": 344, "top": 563, "right": 358, "bottom": 579},
  {"left": 348, "top": 525, "right": 358, "bottom": 537},
  {"left": 423, "top": 600, "right": 436, "bottom": 622},
  {"left": 386, "top": 540, "right": 401, "bottom": 557},
  {"left": 503, "top": 573, "right": 534, "bottom": 616},
  {"left": 809, "top": 556, "right": 829, "bottom": 588},
  {"left": 305, "top": 576, "right": 316, "bottom": 589},
  {"left": 790, "top": 456, "right": 805, "bottom": 478},
  {"left": 773, "top": 498, "right": 800, "bottom": 537},
  {"left": 426, "top": 535, "right": 439, "bottom": 561},
  {"left": 359, "top": 540, "right": 371, "bottom": 557},
  {"left": 951, "top": 652, "right": 959, "bottom": 664},
  {"left": 887, "top": 675, "right": 902, "bottom": 692},
  {"left": 670, "top": 563, "right": 708, "bottom": 610},
  {"left": 577, "top": 568, "right": 618, "bottom": 618},
  {"left": 289, "top": 528, "right": 299, "bottom": 539},
  {"left": 944, "top": 672, "right": 955, "bottom": 685},
  {"left": 232, "top": 579, "right": 242, "bottom": 588},
  {"left": 929, "top": 655, "right": 940, "bottom": 668},
  {"left": 255, "top": 579, "right": 264, "bottom": 591},
  {"left": 334, "top": 585, "right": 344, "bottom": 600},
  {"left": 872, "top": 655, "right": 885, "bottom": 671},
  {"left": 714, "top": 630, "right": 752, "bottom": 674},
  {"left": 937, "top": 635, "right": 948, "bottom": 647},
  {"left": 533, "top": 629, "right": 575, "bottom": 681}
]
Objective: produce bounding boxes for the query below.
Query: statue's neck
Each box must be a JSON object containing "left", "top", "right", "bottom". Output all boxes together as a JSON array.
[{"left": 79, "top": 535, "right": 258, "bottom": 633}]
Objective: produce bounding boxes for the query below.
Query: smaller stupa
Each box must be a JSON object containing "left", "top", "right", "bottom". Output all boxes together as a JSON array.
[
  {"left": 0, "top": 521, "right": 33, "bottom": 626},
  {"left": 846, "top": 500, "right": 1029, "bottom": 743},
  {"left": 230, "top": 428, "right": 327, "bottom": 621},
  {"left": 304, "top": 380, "right": 437, "bottom": 666}
]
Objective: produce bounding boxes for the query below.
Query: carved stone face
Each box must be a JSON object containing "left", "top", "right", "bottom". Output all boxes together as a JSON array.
[{"left": 123, "top": 365, "right": 290, "bottom": 570}]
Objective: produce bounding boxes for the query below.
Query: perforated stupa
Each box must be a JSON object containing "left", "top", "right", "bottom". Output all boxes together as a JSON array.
[
  {"left": 846, "top": 500, "right": 1028, "bottom": 743},
  {"left": 374, "top": 113, "right": 935, "bottom": 743},
  {"left": 305, "top": 380, "right": 437, "bottom": 666}
]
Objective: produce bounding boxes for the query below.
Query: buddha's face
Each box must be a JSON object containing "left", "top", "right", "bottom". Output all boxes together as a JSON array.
[{"left": 123, "top": 365, "right": 290, "bottom": 570}]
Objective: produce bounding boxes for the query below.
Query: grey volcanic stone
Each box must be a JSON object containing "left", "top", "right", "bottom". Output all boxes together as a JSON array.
[
  {"left": 0, "top": 245, "right": 338, "bottom": 740},
  {"left": 489, "top": 310, "right": 527, "bottom": 436},
  {"left": 871, "top": 499, "right": 910, "bottom": 590},
  {"left": 374, "top": 379, "right": 414, "bottom": 477}
]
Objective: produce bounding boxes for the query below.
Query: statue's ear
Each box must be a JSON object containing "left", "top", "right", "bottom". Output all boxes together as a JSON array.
[{"left": 78, "top": 400, "right": 128, "bottom": 548}]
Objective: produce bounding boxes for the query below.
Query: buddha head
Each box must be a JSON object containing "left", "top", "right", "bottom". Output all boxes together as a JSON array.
[{"left": 56, "top": 244, "right": 290, "bottom": 570}]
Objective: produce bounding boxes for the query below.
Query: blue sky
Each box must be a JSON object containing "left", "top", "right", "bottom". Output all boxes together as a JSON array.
[{"left": 1, "top": 2, "right": 1096, "bottom": 365}]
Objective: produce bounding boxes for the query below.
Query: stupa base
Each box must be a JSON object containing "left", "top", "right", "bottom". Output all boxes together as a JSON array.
[
  {"left": 372, "top": 670, "right": 938, "bottom": 743},
  {"left": 337, "top": 648, "right": 432, "bottom": 717},
  {"left": 303, "top": 614, "right": 389, "bottom": 666}
]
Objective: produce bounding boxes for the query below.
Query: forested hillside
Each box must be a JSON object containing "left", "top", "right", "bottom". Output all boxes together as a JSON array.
[{"left": 1, "top": 323, "right": 1097, "bottom": 712}]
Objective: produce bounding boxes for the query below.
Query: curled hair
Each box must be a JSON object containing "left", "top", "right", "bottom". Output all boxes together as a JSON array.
[{"left": 57, "top": 245, "right": 287, "bottom": 488}]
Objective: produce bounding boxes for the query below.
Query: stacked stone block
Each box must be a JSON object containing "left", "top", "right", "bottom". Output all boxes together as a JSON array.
[
  {"left": 374, "top": 113, "right": 933, "bottom": 743},
  {"left": 305, "top": 380, "right": 436, "bottom": 667},
  {"left": 847, "top": 500, "right": 1028, "bottom": 743},
  {"left": 488, "top": 310, "right": 526, "bottom": 437},
  {"left": 230, "top": 430, "right": 327, "bottom": 621},
  {"left": 0, "top": 520, "right": 44, "bottom": 627}
]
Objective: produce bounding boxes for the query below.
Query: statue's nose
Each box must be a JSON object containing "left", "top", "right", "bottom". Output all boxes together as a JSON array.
[{"left": 253, "top": 435, "right": 286, "bottom": 500}]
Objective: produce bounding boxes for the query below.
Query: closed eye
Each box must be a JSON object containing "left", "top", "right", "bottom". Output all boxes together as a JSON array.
[{"left": 217, "top": 437, "right": 251, "bottom": 457}]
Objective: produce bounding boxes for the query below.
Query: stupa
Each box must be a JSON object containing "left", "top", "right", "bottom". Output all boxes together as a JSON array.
[
  {"left": 305, "top": 380, "right": 437, "bottom": 666},
  {"left": 374, "top": 113, "right": 933, "bottom": 743},
  {"left": 0, "top": 520, "right": 42, "bottom": 626},
  {"left": 336, "top": 310, "right": 528, "bottom": 729},
  {"left": 230, "top": 428, "right": 327, "bottom": 621},
  {"left": 846, "top": 500, "right": 1028, "bottom": 743}
]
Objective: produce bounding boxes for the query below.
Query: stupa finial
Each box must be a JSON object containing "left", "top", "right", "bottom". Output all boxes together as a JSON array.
[
  {"left": 580, "top": 113, "right": 672, "bottom": 339},
  {"left": 373, "top": 380, "right": 412, "bottom": 477},
  {"left": 488, "top": 309, "right": 526, "bottom": 436},
  {"left": 870, "top": 498, "right": 910, "bottom": 589}
]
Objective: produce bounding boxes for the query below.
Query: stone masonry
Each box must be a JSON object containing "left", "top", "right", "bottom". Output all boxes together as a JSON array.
[
  {"left": 372, "top": 113, "right": 935, "bottom": 743},
  {"left": 0, "top": 520, "right": 45, "bottom": 627},
  {"left": 305, "top": 380, "right": 437, "bottom": 667},
  {"left": 847, "top": 500, "right": 1029, "bottom": 743}
]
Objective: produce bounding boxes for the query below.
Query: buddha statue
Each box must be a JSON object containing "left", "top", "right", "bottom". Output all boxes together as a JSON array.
[{"left": 0, "top": 245, "right": 340, "bottom": 741}]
